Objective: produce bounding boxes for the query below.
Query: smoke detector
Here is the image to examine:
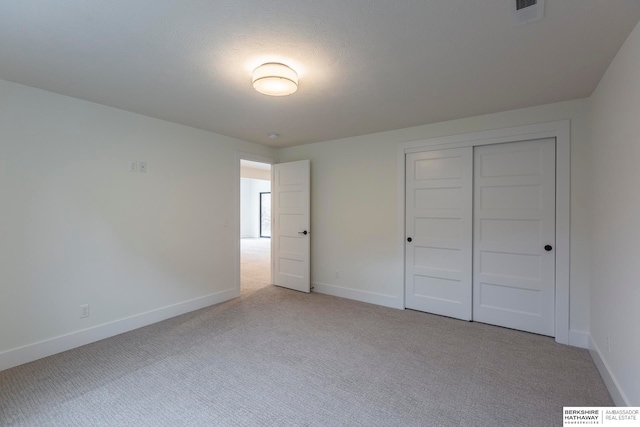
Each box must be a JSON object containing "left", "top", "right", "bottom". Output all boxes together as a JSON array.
[{"left": 510, "top": 0, "right": 545, "bottom": 26}]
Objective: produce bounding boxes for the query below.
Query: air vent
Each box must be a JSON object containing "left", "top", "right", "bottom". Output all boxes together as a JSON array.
[
  {"left": 511, "top": 0, "right": 544, "bottom": 26},
  {"left": 516, "top": 0, "right": 537, "bottom": 11}
]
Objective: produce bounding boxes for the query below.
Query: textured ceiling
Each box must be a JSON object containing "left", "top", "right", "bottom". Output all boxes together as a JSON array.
[{"left": 1, "top": 1, "right": 639, "bottom": 148}]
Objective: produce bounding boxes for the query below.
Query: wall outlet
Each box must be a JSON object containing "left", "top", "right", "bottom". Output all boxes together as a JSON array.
[
  {"left": 138, "top": 161, "right": 147, "bottom": 173},
  {"left": 80, "top": 304, "right": 90, "bottom": 318},
  {"left": 128, "top": 161, "right": 137, "bottom": 172},
  {"left": 335, "top": 271, "right": 340, "bottom": 279}
]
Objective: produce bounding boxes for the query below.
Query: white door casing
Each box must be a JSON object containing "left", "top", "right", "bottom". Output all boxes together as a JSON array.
[
  {"left": 397, "top": 121, "right": 570, "bottom": 345},
  {"left": 473, "top": 139, "right": 556, "bottom": 336},
  {"left": 273, "top": 160, "right": 311, "bottom": 293},
  {"left": 405, "top": 148, "right": 473, "bottom": 320}
]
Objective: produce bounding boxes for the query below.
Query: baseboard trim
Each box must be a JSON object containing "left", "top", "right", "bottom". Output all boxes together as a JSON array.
[
  {"left": 312, "top": 282, "right": 403, "bottom": 309},
  {"left": 589, "top": 335, "right": 630, "bottom": 406},
  {"left": 568, "top": 330, "right": 589, "bottom": 348},
  {"left": 0, "top": 287, "right": 239, "bottom": 372}
]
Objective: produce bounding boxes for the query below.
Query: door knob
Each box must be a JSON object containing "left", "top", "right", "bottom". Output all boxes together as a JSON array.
[
  {"left": 298, "top": 230, "right": 308, "bottom": 235},
  {"left": 544, "top": 245, "right": 553, "bottom": 251},
  {"left": 407, "top": 237, "right": 412, "bottom": 242}
]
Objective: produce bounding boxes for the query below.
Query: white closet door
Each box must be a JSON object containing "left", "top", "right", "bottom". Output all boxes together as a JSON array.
[
  {"left": 405, "top": 148, "right": 473, "bottom": 320},
  {"left": 473, "top": 139, "right": 556, "bottom": 336}
]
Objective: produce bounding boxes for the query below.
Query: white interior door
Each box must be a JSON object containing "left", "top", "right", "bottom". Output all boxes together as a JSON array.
[
  {"left": 272, "top": 160, "right": 310, "bottom": 293},
  {"left": 405, "top": 148, "right": 473, "bottom": 320},
  {"left": 473, "top": 139, "right": 556, "bottom": 336}
]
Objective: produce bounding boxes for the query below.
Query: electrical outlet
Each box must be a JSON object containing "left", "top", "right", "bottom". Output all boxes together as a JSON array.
[
  {"left": 80, "top": 304, "right": 90, "bottom": 318},
  {"left": 128, "top": 161, "right": 137, "bottom": 172},
  {"left": 335, "top": 271, "right": 340, "bottom": 279},
  {"left": 138, "top": 161, "right": 147, "bottom": 173}
]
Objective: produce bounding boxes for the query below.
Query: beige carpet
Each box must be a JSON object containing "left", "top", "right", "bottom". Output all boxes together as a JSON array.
[
  {"left": 0, "top": 286, "right": 612, "bottom": 426},
  {"left": 241, "top": 238, "right": 271, "bottom": 294}
]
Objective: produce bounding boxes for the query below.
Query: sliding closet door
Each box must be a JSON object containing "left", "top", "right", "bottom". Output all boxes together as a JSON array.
[
  {"left": 405, "top": 148, "right": 473, "bottom": 320},
  {"left": 473, "top": 139, "right": 556, "bottom": 336}
]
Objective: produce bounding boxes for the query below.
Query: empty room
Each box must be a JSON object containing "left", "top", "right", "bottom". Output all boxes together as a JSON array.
[{"left": 1, "top": 1, "right": 640, "bottom": 426}]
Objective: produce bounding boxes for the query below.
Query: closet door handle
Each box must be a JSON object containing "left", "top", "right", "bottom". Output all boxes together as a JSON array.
[
  {"left": 298, "top": 230, "right": 308, "bottom": 235},
  {"left": 407, "top": 237, "right": 413, "bottom": 242},
  {"left": 544, "top": 245, "right": 553, "bottom": 251}
]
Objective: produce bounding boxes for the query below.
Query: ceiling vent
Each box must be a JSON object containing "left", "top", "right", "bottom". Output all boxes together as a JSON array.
[{"left": 511, "top": 0, "right": 545, "bottom": 26}]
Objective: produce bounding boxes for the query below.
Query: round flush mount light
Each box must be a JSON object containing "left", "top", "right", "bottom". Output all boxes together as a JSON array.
[{"left": 252, "top": 63, "right": 298, "bottom": 96}]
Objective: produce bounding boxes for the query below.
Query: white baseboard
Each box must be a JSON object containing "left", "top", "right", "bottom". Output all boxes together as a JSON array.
[
  {"left": 589, "top": 335, "right": 630, "bottom": 406},
  {"left": 568, "top": 330, "right": 590, "bottom": 348},
  {"left": 312, "top": 282, "right": 403, "bottom": 309},
  {"left": 0, "top": 287, "right": 239, "bottom": 372}
]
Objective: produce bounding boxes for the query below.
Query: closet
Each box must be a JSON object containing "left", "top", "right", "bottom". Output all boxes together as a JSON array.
[{"left": 405, "top": 138, "right": 556, "bottom": 336}]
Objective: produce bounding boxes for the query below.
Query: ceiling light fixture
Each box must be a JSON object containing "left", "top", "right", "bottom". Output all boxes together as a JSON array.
[{"left": 252, "top": 63, "right": 298, "bottom": 96}]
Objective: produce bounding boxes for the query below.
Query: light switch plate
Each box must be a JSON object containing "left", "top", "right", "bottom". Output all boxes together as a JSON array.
[{"left": 80, "top": 304, "right": 90, "bottom": 318}]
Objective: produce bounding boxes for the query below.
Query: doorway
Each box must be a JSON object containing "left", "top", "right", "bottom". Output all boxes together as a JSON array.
[{"left": 240, "top": 160, "right": 272, "bottom": 294}]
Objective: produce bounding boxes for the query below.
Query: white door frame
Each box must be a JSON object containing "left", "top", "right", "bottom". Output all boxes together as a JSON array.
[
  {"left": 396, "top": 120, "right": 571, "bottom": 345},
  {"left": 235, "top": 151, "right": 276, "bottom": 297}
]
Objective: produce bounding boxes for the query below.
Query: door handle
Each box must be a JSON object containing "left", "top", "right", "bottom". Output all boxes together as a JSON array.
[
  {"left": 298, "top": 230, "right": 308, "bottom": 235},
  {"left": 544, "top": 245, "right": 553, "bottom": 251},
  {"left": 407, "top": 237, "right": 412, "bottom": 242}
]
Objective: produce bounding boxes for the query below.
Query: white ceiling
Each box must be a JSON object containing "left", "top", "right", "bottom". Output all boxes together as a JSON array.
[
  {"left": 241, "top": 160, "right": 271, "bottom": 171},
  {"left": 1, "top": 1, "right": 639, "bottom": 148}
]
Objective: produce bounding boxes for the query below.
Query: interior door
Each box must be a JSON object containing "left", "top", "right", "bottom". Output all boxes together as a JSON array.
[
  {"left": 405, "top": 148, "right": 473, "bottom": 320},
  {"left": 473, "top": 139, "right": 556, "bottom": 336},
  {"left": 272, "top": 160, "right": 311, "bottom": 293}
]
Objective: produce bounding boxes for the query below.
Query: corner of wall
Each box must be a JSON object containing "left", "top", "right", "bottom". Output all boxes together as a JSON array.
[{"left": 588, "top": 335, "right": 631, "bottom": 406}]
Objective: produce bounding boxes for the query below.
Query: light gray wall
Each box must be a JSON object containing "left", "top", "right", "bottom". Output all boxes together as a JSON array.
[
  {"left": 590, "top": 20, "right": 640, "bottom": 406},
  {"left": 0, "top": 79, "right": 276, "bottom": 361},
  {"left": 278, "top": 98, "right": 593, "bottom": 342}
]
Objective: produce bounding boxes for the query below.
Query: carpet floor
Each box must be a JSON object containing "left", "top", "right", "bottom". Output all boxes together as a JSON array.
[
  {"left": 0, "top": 286, "right": 612, "bottom": 426},
  {"left": 241, "top": 238, "right": 271, "bottom": 295}
]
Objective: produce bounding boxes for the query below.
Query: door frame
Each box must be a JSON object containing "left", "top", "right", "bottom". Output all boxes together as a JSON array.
[
  {"left": 397, "top": 120, "right": 571, "bottom": 345},
  {"left": 235, "top": 152, "right": 276, "bottom": 297}
]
